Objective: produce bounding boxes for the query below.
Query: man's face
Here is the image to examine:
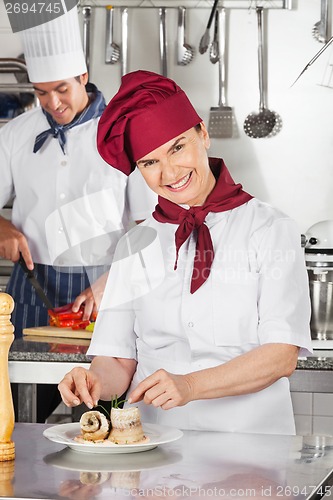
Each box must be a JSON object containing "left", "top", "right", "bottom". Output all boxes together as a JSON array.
[{"left": 33, "top": 73, "right": 89, "bottom": 125}]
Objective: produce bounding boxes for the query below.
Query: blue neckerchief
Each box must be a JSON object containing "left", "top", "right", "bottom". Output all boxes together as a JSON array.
[{"left": 33, "top": 83, "right": 106, "bottom": 155}]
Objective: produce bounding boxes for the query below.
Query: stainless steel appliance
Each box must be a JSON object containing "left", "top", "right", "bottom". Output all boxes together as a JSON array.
[{"left": 304, "top": 220, "right": 333, "bottom": 340}]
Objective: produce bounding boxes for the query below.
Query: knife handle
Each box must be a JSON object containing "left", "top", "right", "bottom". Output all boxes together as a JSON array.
[{"left": 18, "top": 253, "right": 33, "bottom": 277}]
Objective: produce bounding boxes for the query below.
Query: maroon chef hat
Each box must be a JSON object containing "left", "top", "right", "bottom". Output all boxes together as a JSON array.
[{"left": 97, "top": 70, "right": 202, "bottom": 175}]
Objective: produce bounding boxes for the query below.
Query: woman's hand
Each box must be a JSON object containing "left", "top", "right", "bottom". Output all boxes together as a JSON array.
[
  {"left": 128, "top": 344, "right": 299, "bottom": 410},
  {"left": 58, "top": 479, "right": 102, "bottom": 500},
  {"left": 128, "top": 369, "right": 193, "bottom": 410},
  {"left": 59, "top": 357, "right": 136, "bottom": 408},
  {"left": 72, "top": 271, "right": 109, "bottom": 320},
  {"left": 58, "top": 367, "right": 101, "bottom": 409}
]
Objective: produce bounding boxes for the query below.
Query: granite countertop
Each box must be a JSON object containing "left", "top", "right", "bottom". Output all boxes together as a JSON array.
[
  {"left": 9, "top": 337, "right": 91, "bottom": 363},
  {"left": 9, "top": 338, "right": 333, "bottom": 370},
  {"left": 297, "top": 352, "right": 333, "bottom": 370}
]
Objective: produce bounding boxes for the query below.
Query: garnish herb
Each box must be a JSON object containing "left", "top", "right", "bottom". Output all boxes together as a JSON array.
[{"left": 94, "top": 395, "right": 128, "bottom": 419}]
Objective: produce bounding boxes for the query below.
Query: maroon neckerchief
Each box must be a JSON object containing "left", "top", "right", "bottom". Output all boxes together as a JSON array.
[{"left": 153, "top": 158, "right": 253, "bottom": 293}]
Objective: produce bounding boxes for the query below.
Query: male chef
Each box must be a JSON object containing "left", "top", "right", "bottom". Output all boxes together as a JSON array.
[{"left": 0, "top": 7, "right": 156, "bottom": 421}]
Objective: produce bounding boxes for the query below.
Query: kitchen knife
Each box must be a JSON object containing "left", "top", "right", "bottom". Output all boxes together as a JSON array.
[{"left": 18, "top": 254, "right": 54, "bottom": 310}]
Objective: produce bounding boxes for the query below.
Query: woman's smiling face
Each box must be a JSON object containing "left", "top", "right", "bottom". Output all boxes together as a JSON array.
[{"left": 136, "top": 123, "right": 216, "bottom": 207}]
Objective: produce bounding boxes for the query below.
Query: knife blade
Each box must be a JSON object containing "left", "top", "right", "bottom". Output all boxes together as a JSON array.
[{"left": 18, "top": 254, "right": 54, "bottom": 310}]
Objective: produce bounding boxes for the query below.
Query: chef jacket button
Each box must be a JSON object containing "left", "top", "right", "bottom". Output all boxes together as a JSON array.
[
  {"left": 61, "top": 160, "right": 67, "bottom": 166},
  {"left": 58, "top": 227, "right": 64, "bottom": 233},
  {"left": 188, "top": 321, "right": 194, "bottom": 328},
  {"left": 59, "top": 193, "right": 66, "bottom": 200}
]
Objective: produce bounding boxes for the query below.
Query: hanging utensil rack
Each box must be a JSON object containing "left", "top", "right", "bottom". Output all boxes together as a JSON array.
[{"left": 78, "top": 1, "right": 292, "bottom": 10}]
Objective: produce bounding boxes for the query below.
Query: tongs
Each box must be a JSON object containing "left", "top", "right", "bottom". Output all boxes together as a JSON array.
[
  {"left": 199, "top": 0, "right": 219, "bottom": 54},
  {"left": 18, "top": 254, "right": 54, "bottom": 310},
  {"left": 291, "top": 35, "right": 333, "bottom": 87}
]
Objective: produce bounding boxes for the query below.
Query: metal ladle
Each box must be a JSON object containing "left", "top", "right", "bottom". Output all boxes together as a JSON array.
[{"left": 244, "top": 7, "right": 277, "bottom": 139}]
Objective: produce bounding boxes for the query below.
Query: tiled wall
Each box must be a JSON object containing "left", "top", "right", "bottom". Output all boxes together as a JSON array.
[{"left": 291, "top": 392, "right": 333, "bottom": 436}]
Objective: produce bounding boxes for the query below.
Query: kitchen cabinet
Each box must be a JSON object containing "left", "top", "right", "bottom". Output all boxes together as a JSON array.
[{"left": 290, "top": 351, "right": 333, "bottom": 436}]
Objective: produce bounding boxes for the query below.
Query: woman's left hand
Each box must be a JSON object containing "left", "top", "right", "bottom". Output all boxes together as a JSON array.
[{"left": 128, "top": 369, "right": 193, "bottom": 410}]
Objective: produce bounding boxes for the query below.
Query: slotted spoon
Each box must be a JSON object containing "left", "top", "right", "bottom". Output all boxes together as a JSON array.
[{"left": 243, "top": 7, "right": 277, "bottom": 139}]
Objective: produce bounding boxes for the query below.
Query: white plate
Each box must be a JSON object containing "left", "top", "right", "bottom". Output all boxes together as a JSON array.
[{"left": 43, "top": 423, "right": 183, "bottom": 454}]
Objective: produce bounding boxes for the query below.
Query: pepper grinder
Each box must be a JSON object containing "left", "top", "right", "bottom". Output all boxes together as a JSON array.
[{"left": 0, "top": 293, "right": 15, "bottom": 462}]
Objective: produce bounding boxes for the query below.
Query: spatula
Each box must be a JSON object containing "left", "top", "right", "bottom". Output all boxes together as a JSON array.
[{"left": 208, "top": 8, "right": 233, "bottom": 139}]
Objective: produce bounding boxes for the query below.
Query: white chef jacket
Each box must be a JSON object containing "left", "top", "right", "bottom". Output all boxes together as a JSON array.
[
  {"left": 0, "top": 107, "right": 157, "bottom": 266},
  {"left": 88, "top": 198, "right": 313, "bottom": 435}
]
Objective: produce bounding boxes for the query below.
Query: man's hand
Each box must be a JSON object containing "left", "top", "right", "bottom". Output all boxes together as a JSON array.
[
  {"left": 58, "top": 367, "right": 101, "bottom": 409},
  {"left": 128, "top": 369, "right": 193, "bottom": 410},
  {"left": 0, "top": 216, "right": 33, "bottom": 270},
  {"left": 72, "top": 271, "right": 109, "bottom": 320}
]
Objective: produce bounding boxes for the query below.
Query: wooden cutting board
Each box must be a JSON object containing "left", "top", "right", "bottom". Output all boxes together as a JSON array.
[
  {"left": 23, "top": 334, "right": 91, "bottom": 346},
  {"left": 23, "top": 325, "right": 92, "bottom": 340}
]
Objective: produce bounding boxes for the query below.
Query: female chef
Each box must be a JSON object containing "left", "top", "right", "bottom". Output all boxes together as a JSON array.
[{"left": 58, "top": 70, "right": 312, "bottom": 435}]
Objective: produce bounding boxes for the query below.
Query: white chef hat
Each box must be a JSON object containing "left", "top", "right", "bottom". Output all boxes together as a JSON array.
[{"left": 19, "top": 7, "right": 87, "bottom": 83}]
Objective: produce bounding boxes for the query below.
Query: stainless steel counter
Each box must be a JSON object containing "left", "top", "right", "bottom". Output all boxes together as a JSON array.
[{"left": 4, "top": 423, "right": 333, "bottom": 499}]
